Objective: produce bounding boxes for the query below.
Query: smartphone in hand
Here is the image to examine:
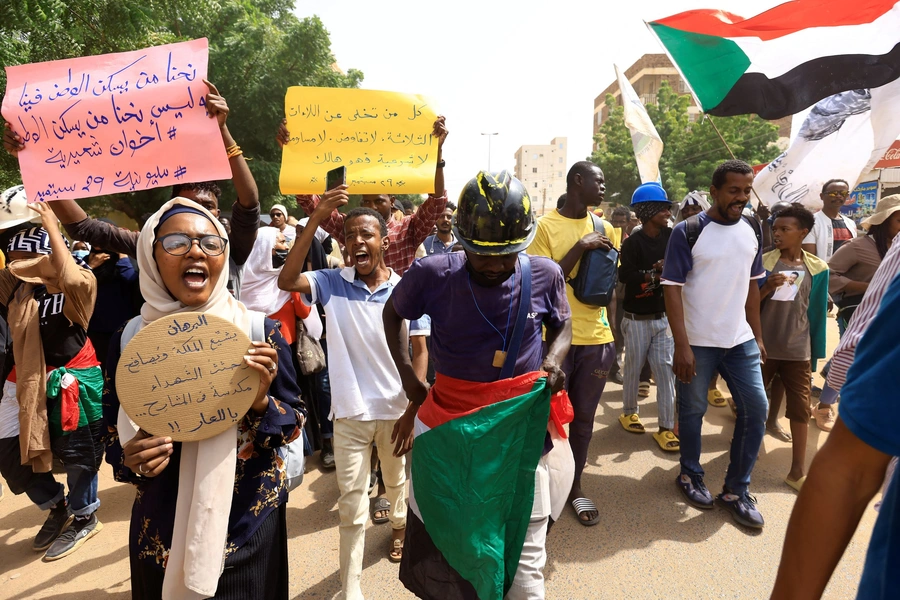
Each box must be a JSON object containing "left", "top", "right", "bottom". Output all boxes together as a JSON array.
[{"left": 326, "top": 166, "right": 346, "bottom": 191}]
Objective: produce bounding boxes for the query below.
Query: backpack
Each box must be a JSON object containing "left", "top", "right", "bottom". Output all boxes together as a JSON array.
[
  {"left": 120, "top": 311, "right": 306, "bottom": 491},
  {"left": 568, "top": 214, "right": 619, "bottom": 307},
  {"left": 684, "top": 213, "right": 763, "bottom": 251}
]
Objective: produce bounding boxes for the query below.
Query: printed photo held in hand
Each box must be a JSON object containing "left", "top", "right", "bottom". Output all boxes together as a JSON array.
[
  {"left": 102, "top": 198, "right": 305, "bottom": 598},
  {"left": 770, "top": 270, "right": 804, "bottom": 302}
]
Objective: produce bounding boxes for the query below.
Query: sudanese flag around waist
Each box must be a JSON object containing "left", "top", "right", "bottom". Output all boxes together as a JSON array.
[{"left": 402, "top": 371, "right": 551, "bottom": 600}]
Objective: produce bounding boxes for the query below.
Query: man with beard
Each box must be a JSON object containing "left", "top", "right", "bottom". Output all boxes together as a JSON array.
[
  {"left": 416, "top": 202, "right": 457, "bottom": 258},
  {"left": 385, "top": 170, "right": 572, "bottom": 600},
  {"left": 662, "top": 159, "right": 769, "bottom": 529}
]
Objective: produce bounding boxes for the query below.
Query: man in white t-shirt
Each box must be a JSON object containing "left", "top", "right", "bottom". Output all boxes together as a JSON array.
[
  {"left": 801, "top": 179, "right": 857, "bottom": 262},
  {"left": 800, "top": 178, "right": 858, "bottom": 431},
  {"left": 662, "top": 159, "right": 769, "bottom": 530},
  {"left": 278, "top": 188, "right": 408, "bottom": 599}
]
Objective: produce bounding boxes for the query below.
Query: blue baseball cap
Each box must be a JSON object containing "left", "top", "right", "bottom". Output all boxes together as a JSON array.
[{"left": 631, "top": 182, "right": 668, "bottom": 205}]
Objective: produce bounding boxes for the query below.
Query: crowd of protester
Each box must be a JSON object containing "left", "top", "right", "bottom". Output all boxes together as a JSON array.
[{"left": 0, "top": 82, "right": 898, "bottom": 600}]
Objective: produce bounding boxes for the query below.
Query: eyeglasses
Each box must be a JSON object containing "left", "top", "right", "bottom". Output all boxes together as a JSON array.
[
  {"left": 825, "top": 191, "right": 850, "bottom": 198},
  {"left": 155, "top": 233, "right": 228, "bottom": 256}
]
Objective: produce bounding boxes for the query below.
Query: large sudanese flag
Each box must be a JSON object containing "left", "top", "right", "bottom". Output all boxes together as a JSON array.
[
  {"left": 647, "top": 1, "right": 900, "bottom": 119},
  {"left": 404, "top": 372, "right": 551, "bottom": 600}
]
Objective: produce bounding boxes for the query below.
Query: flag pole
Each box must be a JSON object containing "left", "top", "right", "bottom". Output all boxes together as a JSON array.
[{"left": 704, "top": 113, "right": 765, "bottom": 209}]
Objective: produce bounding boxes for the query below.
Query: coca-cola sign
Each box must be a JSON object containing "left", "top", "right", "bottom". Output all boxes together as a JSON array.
[{"left": 875, "top": 140, "right": 900, "bottom": 168}]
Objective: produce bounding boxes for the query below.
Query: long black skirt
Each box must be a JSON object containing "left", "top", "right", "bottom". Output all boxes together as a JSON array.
[{"left": 130, "top": 503, "right": 289, "bottom": 600}]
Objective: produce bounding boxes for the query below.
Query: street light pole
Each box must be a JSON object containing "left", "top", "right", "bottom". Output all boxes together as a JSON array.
[{"left": 481, "top": 132, "right": 498, "bottom": 171}]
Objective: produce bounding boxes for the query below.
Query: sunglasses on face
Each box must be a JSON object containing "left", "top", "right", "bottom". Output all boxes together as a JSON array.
[
  {"left": 155, "top": 233, "right": 228, "bottom": 256},
  {"left": 825, "top": 191, "right": 850, "bottom": 198}
]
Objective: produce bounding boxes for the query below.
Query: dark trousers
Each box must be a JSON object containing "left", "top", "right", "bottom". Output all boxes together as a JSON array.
[
  {"left": 0, "top": 435, "right": 64, "bottom": 508},
  {"left": 130, "top": 503, "right": 289, "bottom": 600},
  {"left": 315, "top": 339, "right": 334, "bottom": 439},
  {"left": 562, "top": 343, "right": 615, "bottom": 481}
]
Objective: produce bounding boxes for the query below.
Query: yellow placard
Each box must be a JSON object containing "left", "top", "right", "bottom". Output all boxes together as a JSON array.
[{"left": 279, "top": 87, "right": 438, "bottom": 195}]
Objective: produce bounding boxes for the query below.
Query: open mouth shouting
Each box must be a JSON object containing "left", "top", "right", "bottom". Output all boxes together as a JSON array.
[
  {"left": 183, "top": 264, "right": 209, "bottom": 289},
  {"left": 727, "top": 201, "right": 745, "bottom": 220},
  {"left": 353, "top": 249, "right": 371, "bottom": 269}
]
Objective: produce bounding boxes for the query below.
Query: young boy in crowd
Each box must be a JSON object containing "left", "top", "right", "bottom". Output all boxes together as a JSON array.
[
  {"left": 0, "top": 202, "right": 104, "bottom": 560},
  {"left": 278, "top": 187, "right": 408, "bottom": 600},
  {"left": 759, "top": 205, "right": 829, "bottom": 491}
]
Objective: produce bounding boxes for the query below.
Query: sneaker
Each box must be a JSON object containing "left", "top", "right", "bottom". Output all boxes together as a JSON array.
[
  {"left": 43, "top": 512, "right": 102, "bottom": 561},
  {"left": 33, "top": 501, "right": 70, "bottom": 552},
  {"left": 815, "top": 403, "right": 835, "bottom": 432},
  {"left": 717, "top": 490, "right": 765, "bottom": 529},
  {"left": 321, "top": 448, "right": 335, "bottom": 469},
  {"left": 676, "top": 474, "right": 714, "bottom": 510}
]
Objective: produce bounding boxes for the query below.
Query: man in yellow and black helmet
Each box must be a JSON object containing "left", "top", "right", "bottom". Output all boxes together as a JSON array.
[{"left": 383, "top": 170, "right": 574, "bottom": 599}]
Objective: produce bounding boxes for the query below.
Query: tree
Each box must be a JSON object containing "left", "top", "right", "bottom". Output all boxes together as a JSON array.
[
  {"left": 0, "top": 1, "right": 363, "bottom": 224},
  {"left": 591, "top": 80, "right": 780, "bottom": 205}
]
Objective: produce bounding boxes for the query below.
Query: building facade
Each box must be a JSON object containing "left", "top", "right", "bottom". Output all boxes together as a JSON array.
[
  {"left": 593, "top": 54, "right": 792, "bottom": 150},
  {"left": 514, "top": 137, "right": 567, "bottom": 216}
]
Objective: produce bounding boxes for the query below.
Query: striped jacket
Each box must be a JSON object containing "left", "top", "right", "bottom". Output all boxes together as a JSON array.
[{"left": 827, "top": 233, "right": 900, "bottom": 391}]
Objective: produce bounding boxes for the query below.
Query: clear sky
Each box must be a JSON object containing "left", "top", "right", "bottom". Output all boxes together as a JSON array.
[{"left": 293, "top": 0, "right": 782, "bottom": 197}]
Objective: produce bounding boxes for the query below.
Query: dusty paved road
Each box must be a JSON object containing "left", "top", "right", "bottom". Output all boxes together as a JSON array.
[{"left": 0, "top": 320, "right": 876, "bottom": 599}]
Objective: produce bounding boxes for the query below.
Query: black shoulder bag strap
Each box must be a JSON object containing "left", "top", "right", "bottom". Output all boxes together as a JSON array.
[
  {"left": 590, "top": 212, "right": 606, "bottom": 237},
  {"left": 500, "top": 253, "right": 532, "bottom": 380}
]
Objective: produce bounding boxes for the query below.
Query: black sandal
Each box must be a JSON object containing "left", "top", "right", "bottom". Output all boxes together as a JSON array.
[{"left": 371, "top": 497, "right": 390, "bottom": 524}]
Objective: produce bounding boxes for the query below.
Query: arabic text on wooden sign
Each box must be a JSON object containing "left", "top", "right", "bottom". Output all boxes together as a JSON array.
[{"left": 115, "top": 312, "right": 260, "bottom": 442}]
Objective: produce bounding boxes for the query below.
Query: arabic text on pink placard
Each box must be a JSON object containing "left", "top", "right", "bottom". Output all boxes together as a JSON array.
[{"left": 1, "top": 38, "right": 230, "bottom": 202}]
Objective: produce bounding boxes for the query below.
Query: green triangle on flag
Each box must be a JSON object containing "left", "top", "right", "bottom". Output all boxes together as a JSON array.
[{"left": 649, "top": 22, "right": 751, "bottom": 112}]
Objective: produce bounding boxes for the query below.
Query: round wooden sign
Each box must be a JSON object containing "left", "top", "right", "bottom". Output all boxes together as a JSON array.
[{"left": 115, "top": 312, "right": 261, "bottom": 442}]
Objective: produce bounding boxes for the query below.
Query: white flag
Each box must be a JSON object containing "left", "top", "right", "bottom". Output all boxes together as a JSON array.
[
  {"left": 754, "top": 77, "right": 900, "bottom": 210},
  {"left": 615, "top": 64, "right": 664, "bottom": 183}
]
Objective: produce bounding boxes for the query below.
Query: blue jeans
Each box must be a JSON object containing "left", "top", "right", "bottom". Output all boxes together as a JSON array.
[
  {"left": 65, "top": 464, "right": 100, "bottom": 516},
  {"left": 677, "top": 339, "right": 768, "bottom": 495}
]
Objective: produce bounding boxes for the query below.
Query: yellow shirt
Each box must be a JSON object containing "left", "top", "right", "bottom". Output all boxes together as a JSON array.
[{"left": 528, "top": 210, "right": 620, "bottom": 346}]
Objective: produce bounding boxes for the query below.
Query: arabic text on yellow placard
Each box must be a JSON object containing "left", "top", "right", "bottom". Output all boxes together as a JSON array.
[{"left": 279, "top": 87, "right": 438, "bottom": 195}]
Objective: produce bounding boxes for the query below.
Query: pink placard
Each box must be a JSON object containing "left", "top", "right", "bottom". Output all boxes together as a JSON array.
[{"left": 1, "top": 38, "right": 230, "bottom": 202}]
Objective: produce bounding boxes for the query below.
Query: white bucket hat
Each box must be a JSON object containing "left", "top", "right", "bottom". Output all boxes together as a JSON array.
[{"left": 0, "top": 185, "right": 42, "bottom": 230}]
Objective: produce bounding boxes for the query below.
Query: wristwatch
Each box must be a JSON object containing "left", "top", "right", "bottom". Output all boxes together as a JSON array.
[{"left": 436, "top": 159, "right": 446, "bottom": 169}]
